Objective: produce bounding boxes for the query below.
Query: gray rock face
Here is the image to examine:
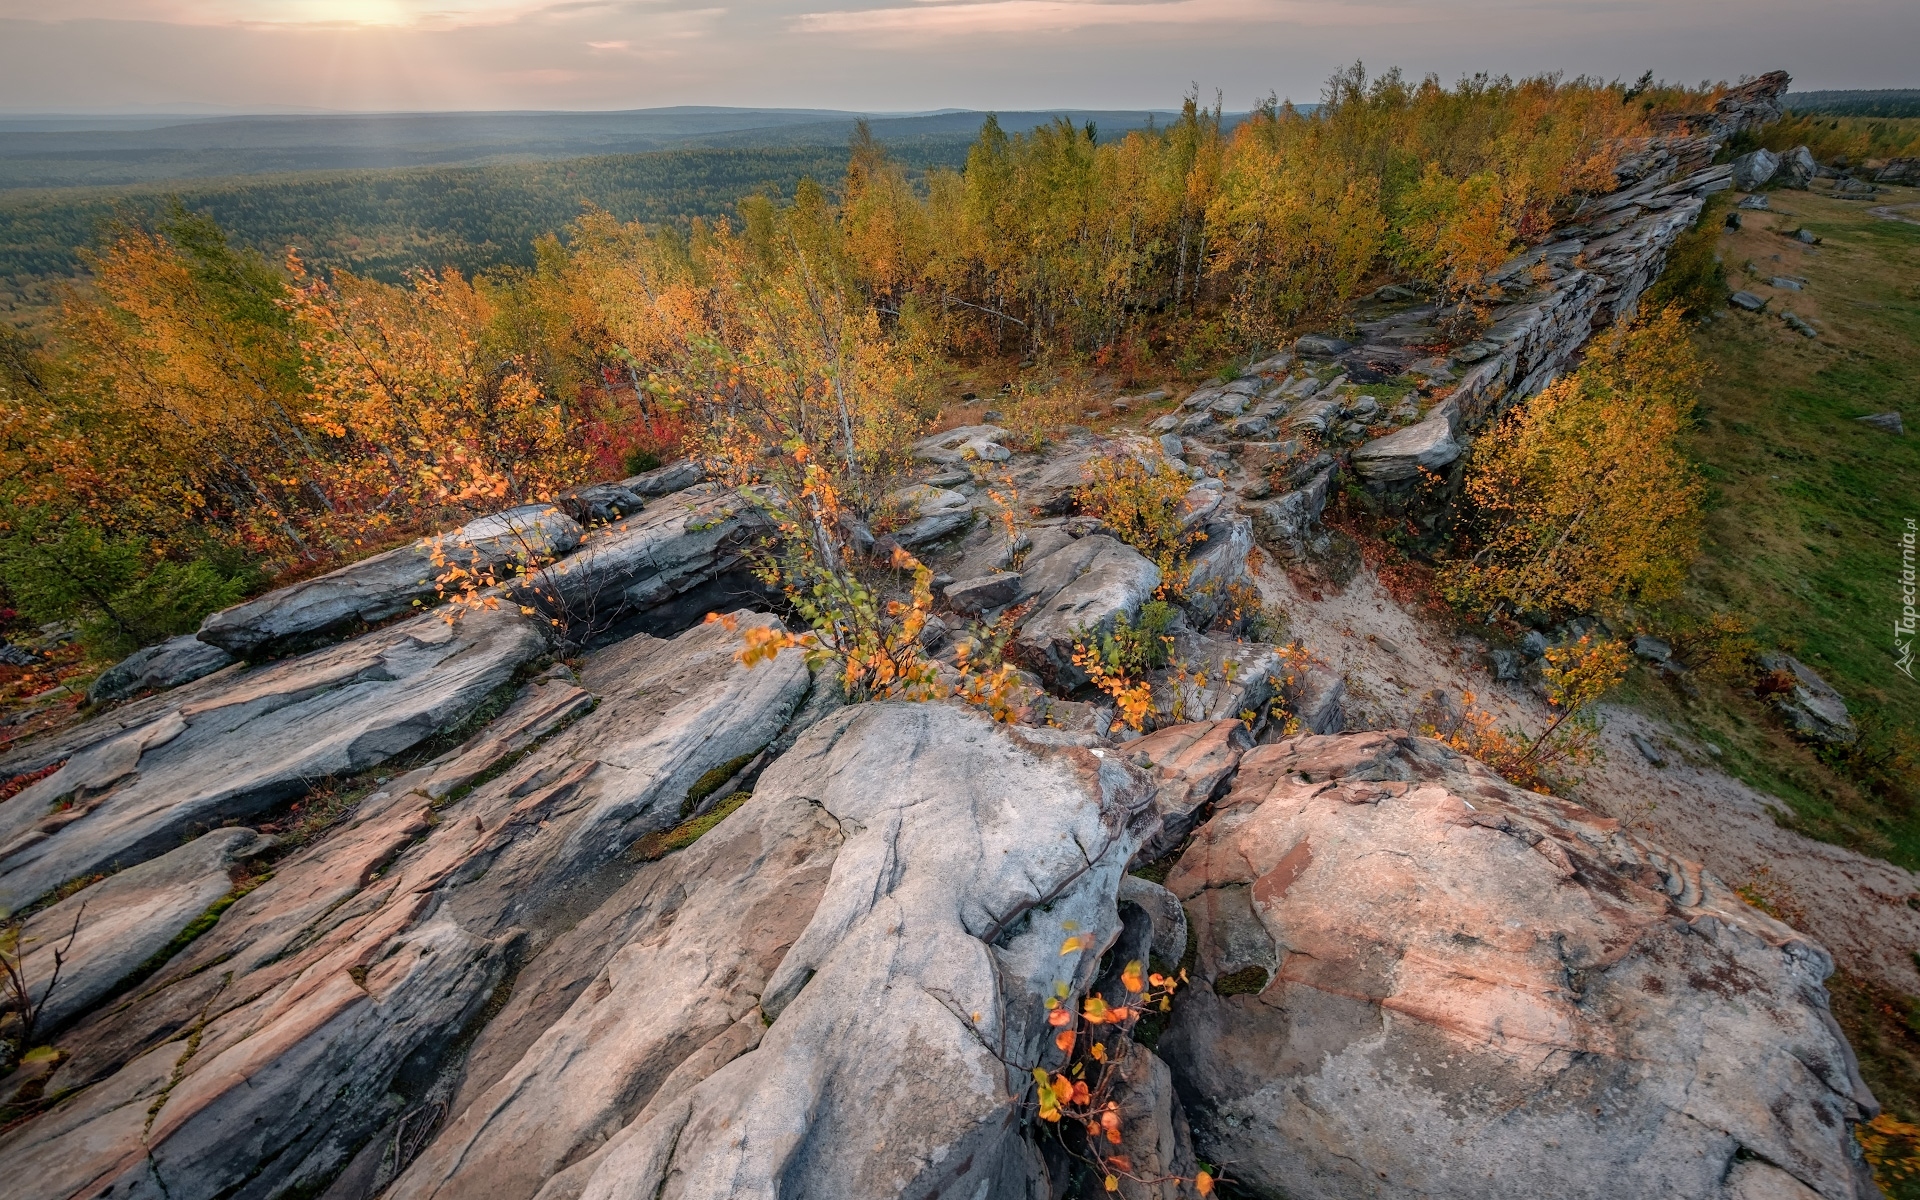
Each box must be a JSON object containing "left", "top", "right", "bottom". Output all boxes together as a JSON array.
[
  {"left": 199, "top": 505, "right": 581, "bottom": 657},
  {"left": 549, "top": 702, "right": 1158, "bottom": 1200},
  {"left": 1294, "top": 334, "right": 1352, "bottom": 357},
  {"left": 1731, "top": 290, "right": 1769, "bottom": 311},
  {"left": 0, "top": 606, "right": 546, "bottom": 912},
  {"left": 514, "top": 483, "right": 766, "bottom": 631},
  {"left": 386, "top": 787, "right": 844, "bottom": 1200},
  {"left": 913, "top": 424, "right": 1011, "bottom": 464},
  {"left": 1156, "top": 632, "right": 1280, "bottom": 729},
  {"left": 554, "top": 481, "right": 645, "bottom": 526},
  {"left": 1247, "top": 465, "right": 1337, "bottom": 559},
  {"left": 944, "top": 571, "right": 1021, "bottom": 614},
  {"left": 623, "top": 459, "right": 704, "bottom": 497},
  {"left": 1161, "top": 731, "right": 1879, "bottom": 1200},
  {"left": 0, "top": 614, "right": 811, "bottom": 1200},
  {"left": 87, "top": 635, "right": 235, "bottom": 704},
  {"left": 1760, "top": 653, "right": 1857, "bottom": 744},
  {"left": 1351, "top": 413, "right": 1462, "bottom": 481},
  {"left": 1780, "top": 145, "right": 1820, "bottom": 188},
  {"left": 16, "top": 826, "right": 263, "bottom": 1034},
  {"left": 1183, "top": 514, "right": 1254, "bottom": 628},
  {"left": 885, "top": 484, "right": 974, "bottom": 547},
  {"left": 1732, "top": 148, "right": 1781, "bottom": 190},
  {"left": 1874, "top": 157, "right": 1920, "bottom": 186},
  {"left": 1013, "top": 535, "right": 1161, "bottom": 688},
  {"left": 1857, "top": 411, "right": 1904, "bottom": 435}
]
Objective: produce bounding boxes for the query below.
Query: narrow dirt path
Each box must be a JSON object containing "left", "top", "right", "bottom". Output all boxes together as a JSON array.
[
  {"left": 1255, "top": 558, "right": 1920, "bottom": 996},
  {"left": 1868, "top": 201, "right": 1920, "bottom": 226}
]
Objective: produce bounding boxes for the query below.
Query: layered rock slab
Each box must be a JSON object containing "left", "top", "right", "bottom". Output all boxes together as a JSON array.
[
  {"left": 1013, "top": 534, "right": 1160, "bottom": 688},
  {"left": 15, "top": 826, "right": 264, "bottom": 1034},
  {"left": 552, "top": 702, "right": 1160, "bottom": 1200},
  {"left": 385, "top": 787, "right": 844, "bottom": 1200},
  {"left": 1159, "top": 730, "right": 1878, "bottom": 1200},
  {"left": 198, "top": 505, "right": 581, "bottom": 657},
  {"left": 0, "top": 606, "right": 546, "bottom": 912},
  {"left": 0, "top": 615, "right": 810, "bottom": 1200}
]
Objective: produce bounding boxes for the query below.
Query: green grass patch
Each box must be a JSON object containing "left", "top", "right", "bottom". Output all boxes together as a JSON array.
[
  {"left": 680, "top": 753, "right": 756, "bottom": 818},
  {"left": 635, "top": 790, "right": 753, "bottom": 862},
  {"left": 1655, "top": 186, "right": 1920, "bottom": 867}
]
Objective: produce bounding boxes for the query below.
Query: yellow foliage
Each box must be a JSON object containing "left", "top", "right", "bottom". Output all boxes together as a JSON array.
[
  {"left": 1444, "top": 305, "right": 1705, "bottom": 618},
  {"left": 1075, "top": 455, "right": 1206, "bottom": 599}
]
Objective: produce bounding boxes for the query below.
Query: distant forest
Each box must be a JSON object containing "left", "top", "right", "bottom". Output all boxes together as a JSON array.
[
  {"left": 1786, "top": 89, "right": 1920, "bottom": 118},
  {"left": 0, "top": 140, "right": 978, "bottom": 325},
  {"left": 0, "top": 109, "right": 1202, "bottom": 330}
]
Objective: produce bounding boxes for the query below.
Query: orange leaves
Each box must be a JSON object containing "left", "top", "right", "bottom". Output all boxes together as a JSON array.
[
  {"left": 1196, "top": 1169, "right": 1216, "bottom": 1195},
  {"left": 1033, "top": 955, "right": 1195, "bottom": 1194},
  {"left": 1073, "top": 642, "right": 1155, "bottom": 734},
  {"left": 286, "top": 258, "right": 591, "bottom": 556}
]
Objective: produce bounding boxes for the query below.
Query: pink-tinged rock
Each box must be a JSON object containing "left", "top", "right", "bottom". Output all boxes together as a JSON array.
[{"left": 1160, "top": 730, "right": 1878, "bottom": 1200}]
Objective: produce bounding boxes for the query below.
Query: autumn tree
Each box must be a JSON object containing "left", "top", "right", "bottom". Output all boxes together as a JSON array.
[{"left": 1443, "top": 305, "right": 1706, "bottom": 618}]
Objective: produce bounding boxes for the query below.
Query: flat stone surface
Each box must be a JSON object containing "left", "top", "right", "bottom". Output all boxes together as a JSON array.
[
  {"left": 0, "top": 606, "right": 546, "bottom": 912},
  {"left": 1160, "top": 731, "right": 1877, "bottom": 1200},
  {"left": 200, "top": 506, "right": 581, "bottom": 657},
  {"left": 1351, "top": 415, "right": 1463, "bottom": 481},
  {"left": 548, "top": 702, "right": 1157, "bottom": 1200},
  {"left": 18, "top": 827, "right": 263, "bottom": 1034},
  {"left": 1012, "top": 535, "right": 1160, "bottom": 688}
]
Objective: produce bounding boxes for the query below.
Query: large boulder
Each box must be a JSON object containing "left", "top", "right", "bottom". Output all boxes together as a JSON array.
[
  {"left": 0, "top": 606, "right": 546, "bottom": 912},
  {"left": 1160, "top": 731, "right": 1879, "bottom": 1200},
  {"left": 1731, "top": 148, "right": 1781, "bottom": 191},
  {"left": 1779, "top": 145, "right": 1820, "bottom": 189},
  {"left": 1760, "top": 653, "right": 1857, "bottom": 745},
  {"left": 12, "top": 826, "right": 264, "bottom": 1035},
  {"left": 532, "top": 701, "right": 1158, "bottom": 1200},
  {"left": 199, "top": 505, "right": 581, "bottom": 657},
  {"left": 1351, "top": 413, "right": 1462, "bottom": 481},
  {"left": 1012, "top": 534, "right": 1161, "bottom": 688},
  {"left": 86, "top": 635, "right": 235, "bottom": 704},
  {"left": 0, "top": 614, "right": 812, "bottom": 1200}
]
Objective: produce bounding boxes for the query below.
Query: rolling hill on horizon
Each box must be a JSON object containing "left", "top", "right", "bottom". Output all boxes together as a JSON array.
[{"left": 0, "top": 106, "right": 1194, "bottom": 192}]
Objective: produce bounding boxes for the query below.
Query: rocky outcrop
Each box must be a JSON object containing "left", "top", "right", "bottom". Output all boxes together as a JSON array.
[
  {"left": 1733, "top": 147, "right": 1782, "bottom": 190},
  {"left": 1246, "top": 464, "right": 1337, "bottom": 559},
  {"left": 885, "top": 484, "right": 973, "bottom": 547},
  {"left": 1160, "top": 730, "right": 1878, "bottom": 1200},
  {"left": 1760, "top": 653, "right": 1857, "bottom": 745},
  {"left": 85, "top": 635, "right": 235, "bottom": 704},
  {"left": 517, "top": 701, "right": 1157, "bottom": 1200},
  {"left": 1013, "top": 533, "right": 1160, "bottom": 688},
  {"left": 0, "top": 614, "right": 810, "bottom": 1200},
  {"left": 1128, "top": 718, "right": 1251, "bottom": 863},
  {"left": 512, "top": 483, "right": 768, "bottom": 638},
  {"left": 0, "top": 606, "right": 545, "bottom": 912},
  {"left": 199, "top": 505, "right": 580, "bottom": 657},
  {"left": 14, "top": 826, "right": 263, "bottom": 1035}
]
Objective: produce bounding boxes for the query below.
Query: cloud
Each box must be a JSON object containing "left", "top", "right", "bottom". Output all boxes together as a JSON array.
[
  {"left": 792, "top": 0, "right": 1414, "bottom": 36},
  {"left": 0, "top": 0, "right": 1914, "bottom": 112}
]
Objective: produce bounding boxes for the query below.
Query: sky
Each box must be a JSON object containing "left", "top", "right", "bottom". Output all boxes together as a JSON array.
[{"left": 0, "top": 0, "right": 1913, "bottom": 114}]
